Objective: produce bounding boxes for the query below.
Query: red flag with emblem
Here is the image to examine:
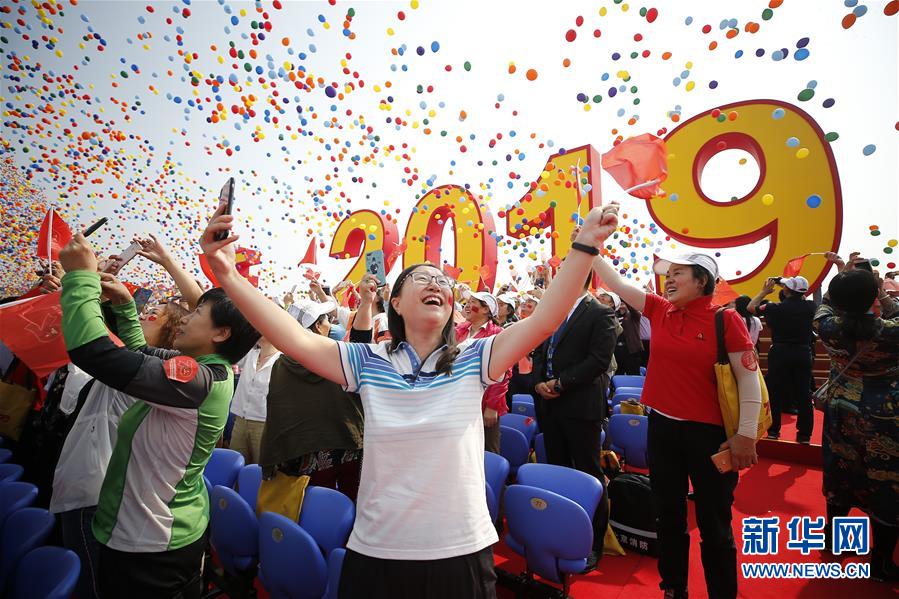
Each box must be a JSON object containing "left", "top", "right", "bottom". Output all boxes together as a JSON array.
[
  {"left": 0, "top": 293, "right": 126, "bottom": 378},
  {"left": 783, "top": 254, "right": 808, "bottom": 277},
  {"left": 601, "top": 133, "right": 668, "bottom": 199},
  {"left": 36, "top": 209, "right": 73, "bottom": 261}
]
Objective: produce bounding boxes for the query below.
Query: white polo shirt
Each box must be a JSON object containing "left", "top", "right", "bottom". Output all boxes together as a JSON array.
[
  {"left": 337, "top": 336, "right": 501, "bottom": 560},
  {"left": 230, "top": 347, "right": 280, "bottom": 422}
]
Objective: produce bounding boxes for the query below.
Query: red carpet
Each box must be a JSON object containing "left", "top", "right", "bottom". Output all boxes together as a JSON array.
[{"left": 494, "top": 457, "right": 898, "bottom": 598}]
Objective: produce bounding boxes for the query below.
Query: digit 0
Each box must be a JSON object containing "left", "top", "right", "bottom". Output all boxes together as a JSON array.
[
  {"left": 329, "top": 209, "right": 400, "bottom": 290},
  {"left": 403, "top": 184, "right": 498, "bottom": 290},
  {"left": 650, "top": 100, "right": 841, "bottom": 295},
  {"left": 505, "top": 144, "right": 603, "bottom": 262}
]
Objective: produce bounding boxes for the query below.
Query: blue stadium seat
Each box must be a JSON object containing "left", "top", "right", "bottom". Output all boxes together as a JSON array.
[
  {"left": 610, "top": 386, "right": 643, "bottom": 407},
  {"left": 499, "top": 413, "right": 538, "bottom": 446},
  {"left": 510, "top": 393, "right": 534, "bottom": 405},
  {"left": 209, "top": 485, "right": 259, "bottom": 576},
  {"left": 0, "top": 482, "right": 37, "bottom": 534},
  {"left": 516, "top": 463, "right": 603, "bottom": 520},
  {"left": 0, "top": 508, "right": 55, "bottom": 593},
  {"left": 12, "top": 547, "right": 80, "bottom": 599},
  {"left": 258, "top": 512, "right": 328, "bottom": 599},
  {"left": 237, "top": 464, "right": 262, "bottom": 513},
  {"left": 639, "top": 366, "right": 647, "bottom": 376},
  {"left": 298, "top": 486, "right": 355, "bottom": 557},
  {"left": 609, "top": 414, "right": 649, "bottom": 468},
  {"left": 611, "top": 375, "right": 645, "bottom": 390},
  {"left": 323, "top": 548, "right": 346, "bottom": 599},
  {"left": 510, "top": 400, "right": 536, "bottom": 418},
  {"left": 486, "top": 482, "right": 499, "bottom": 525},
  {"left": 504, "top": 485, "right": 594, "bottom": 594},
  {"left": 0, "top": 448, "right": 12, "bottom": 464},
  {"left": 0, "top": 464, "right": 23, "bottom": 484},
  {"left": 205, "top": 448, "right": 245, "bottom": 490},
  {"left": 499, "top": 425, "right": 530, "bottom": 477},
  {"left": 484, "top": 452, "right": 510, "bottom": 523}
]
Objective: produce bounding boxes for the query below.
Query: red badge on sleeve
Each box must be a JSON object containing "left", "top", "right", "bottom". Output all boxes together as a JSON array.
[{"left": 164, "top": 356, "right": 200, "bottom": 383}]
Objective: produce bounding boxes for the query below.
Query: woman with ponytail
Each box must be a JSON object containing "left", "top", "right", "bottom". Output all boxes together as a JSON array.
[{"left": 816, "top": 253, "right": 899, "bottom": 582}]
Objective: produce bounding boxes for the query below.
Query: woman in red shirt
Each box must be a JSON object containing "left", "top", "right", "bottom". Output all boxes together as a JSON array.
[
  {"left": 590, "top": 229, "right": 761, "bottom": 599},
  {"left": 456, "top": 291, "right": 510, "bottom": 453}
]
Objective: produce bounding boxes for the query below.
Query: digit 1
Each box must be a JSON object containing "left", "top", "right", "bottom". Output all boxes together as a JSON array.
[
  {"left": 329, "top": 209, "right": 400, "bottom": 290},
  {"left": 403, "top": 184, "right": 498, "bottom": 290},
  {"left": 649, "top": 100, "right": 841, "bottom": 295},
  {"left": 505, "top": 144, "right": 604, "bottom": 261}
]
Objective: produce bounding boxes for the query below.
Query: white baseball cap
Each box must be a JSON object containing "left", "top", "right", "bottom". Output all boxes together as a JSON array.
[
  {"left": 496, "top": 293, "right": 519, "bottom": 309},
  {"left": 468, "top": 291, "right": 498, "bottom": 317},
  {"left": 780, "top": 276, "right": 809, "bottom": 294},
  {"left": 597, "top": 290, "right": 622, "bottom": 310},
  {"left": 288, "top": 299, "right": 337, "bottom": 329},
  {"left": 653, "top": 252, "right": 720, "bottom": 281}
]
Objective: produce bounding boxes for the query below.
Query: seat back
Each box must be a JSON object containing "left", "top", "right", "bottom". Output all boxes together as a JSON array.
[
  {"left": 499, "top": 413, "right": 538, "bottom": 445},
  {"left": 498, "top": 425, "right": 530, "bottom": 475},
  {"left": 0, "top": 464, "right": 23, "bottom": 484},
  {"left": 0, "top": 448, "right": 12, "bottom": 463},
  {"left": 533, "top": 433, "right": 547, "bottom": 464},
  {"left": 298, "top": 486, "right": 355, "bottom": 556},
  {"left": 609, "top": 414, "right": 649, "bottom": 468},
  {"left": 483, "top": 451, "right": 510, "bottom": 501},
  {"left": 610, "top": 387, "right": 642, "bottom": 406},
  {"left": 611, "top": 375, "right": 645, "bottom": 390},
  {"left": 204, "top": 448, "right": 245, "bottom": 489},
  {"left": 258, "top": 512, "right": 327, "bottom": 599},
  {"left": 486, "top": 482, "right": 499, "bottom": 524},
  {"left": 504, "top": 485, "right": 593, "bottom": 584},
  {"left": 510, "top": 393, "right": 534, "bottom": 405},
  {"left": 0, "top": 508, "right": 54, "bottom": 592},
  {"left": 237, "top": 464, "right": 262, "bottom": 512},
  {"left": 516, "top": 463, "right": 603, "bottom": 518},
  {"left": 0, "top": 482, "right": 38, "bottom": 533},
  {"left": 323, "top": 548, "right": 346, "bottom": 599},
  {"left": 510, "top": 400, "right": 536, "bottom": 418},
  {"left": 639, "top": 366, "right": 647, "bottom": 376},
  {"left": 210, "top": 485, "right": 259, "bottom": 575},
  {"left": 12, "top": 546, "right": 80, "bottom": 599}
]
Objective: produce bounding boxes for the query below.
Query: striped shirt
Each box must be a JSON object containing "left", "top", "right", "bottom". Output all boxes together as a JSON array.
[{"left": 337, "top": 336, "right": 500, "bottom": 560}]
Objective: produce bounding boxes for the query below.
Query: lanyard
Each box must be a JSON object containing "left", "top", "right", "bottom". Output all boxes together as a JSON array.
[{"left": 546, "top": 317, "right": 569, "bottom": 379}]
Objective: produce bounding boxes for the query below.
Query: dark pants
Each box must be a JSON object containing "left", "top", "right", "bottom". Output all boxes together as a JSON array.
[
  {"left": 540, "top": 412, "right": 609, "bottom": 554},
  {"left": 60, "top": 506, "right": 101, "bottom": 599},
  {"left": 484, "top": 423, "right": 501, "bottom": 454},
  {"left": 614, "top": 343, "right": 642, "bottom": 376},
  {"left": 766, "top": 344, "right": 813, "bottom": 437},
  {"left": 338, "top": 546, "right": 496, "bottom": 599},
  {"left": 98, "top": 531, "right": 208, "bottom": 599},
  {"left": 647, "top": 412, "right": 738, "bottom": 599},
  {"left": 307, "top": 459, "right": 362, "bottom": 503}
]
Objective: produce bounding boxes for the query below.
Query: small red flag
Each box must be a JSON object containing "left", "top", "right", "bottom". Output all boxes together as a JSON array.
[
  {"left": 601, "top": 133, "right": 668, "bottom": 199},
  {"left": 36, "top": 209, "right": 73, "bottom": 261},
  {"left": 783, "top": 255, "right": 808, "bottom": 277},
  {"left": 299, "top": 238, "right": 317, "bottom": 266},
  {"left": 442, "top": 264, "right": 462, "bottom": 280},
  {"left": 547, "top": 255, "right": 562, "bottom": 269},
  {"left": 712, "top": 278, "right": 740, "bottom": 307},
  {"left": 198, "top": 246, "right": 261, "bottom": 288},
  {"left": 387, "top": 240, "right": 408, "bottom": 265}
]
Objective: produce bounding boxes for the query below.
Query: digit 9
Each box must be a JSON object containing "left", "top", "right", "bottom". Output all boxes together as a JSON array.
[{"left": 649, "top": 100, "right": 842, "bottom": 295}]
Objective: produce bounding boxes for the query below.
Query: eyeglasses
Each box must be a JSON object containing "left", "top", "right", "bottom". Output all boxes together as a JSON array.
[{"left": 407, "top": 272, "right": 454, "bottom": 289}]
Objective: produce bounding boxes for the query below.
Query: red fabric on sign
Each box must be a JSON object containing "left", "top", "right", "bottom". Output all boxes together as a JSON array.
[
  {"left": 712, "top": 278, "right": 740, "bottom": 306},
  {"left": 601, "top": 133, "right": 668, "bottom": 199},
  {"left": 36, "top": 209, "right": 73, "bottom": 261},
  {"left": 299, "top": 238, "right": 317, "bottom": 265}
]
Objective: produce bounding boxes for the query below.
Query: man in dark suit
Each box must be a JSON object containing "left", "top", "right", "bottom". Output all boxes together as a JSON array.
[{"left": 532, "top": 276, "right": 618, "bottom": 571}]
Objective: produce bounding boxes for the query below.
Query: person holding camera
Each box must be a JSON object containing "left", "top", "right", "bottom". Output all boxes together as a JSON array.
[{"left": 748, "top": 276, "right": 816, "bottom": 442}]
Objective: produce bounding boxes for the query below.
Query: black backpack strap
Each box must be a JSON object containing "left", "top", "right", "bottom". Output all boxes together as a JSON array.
[{"left": 715, "top": 308, "right": 729, "bottom": 365}]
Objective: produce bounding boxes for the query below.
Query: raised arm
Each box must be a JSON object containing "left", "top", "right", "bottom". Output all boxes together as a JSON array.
[
  {"left": 591, "top": 254, "right": 647, "bottom": 312},
  {"left": 137, "top": 234, "right": 205, "bottom": 310},
  {"left": 747, "top": 277, "right": 777, "bottom": 315},
  {"left": 489, "top": 204, "right": 620, "bottom": 381},
  {"left": 200, "top": 204, "right": 347, "bottom": 386}
]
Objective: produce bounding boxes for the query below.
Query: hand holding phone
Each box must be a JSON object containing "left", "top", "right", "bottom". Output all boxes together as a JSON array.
[
  {"left": 365, "top": 250, "right": 387, "bottom": 287},
  {"left": 103, "top": 241, "right": 142, "bottom": 275},
  {"left": 711, "top": 449, "right": 733, "bottom": 474},
  {"left": 214, "top": 177, "right": 236, "bottom": 242}
]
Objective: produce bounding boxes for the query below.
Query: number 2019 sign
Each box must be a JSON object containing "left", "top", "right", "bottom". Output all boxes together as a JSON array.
[{"left": 328, "top": 99, "right": 841, "bottom": 297}]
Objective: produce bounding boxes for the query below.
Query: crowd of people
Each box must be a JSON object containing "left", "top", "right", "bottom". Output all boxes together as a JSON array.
[{"left": 0, "top": 201, "right": 896, "bottom": 598}]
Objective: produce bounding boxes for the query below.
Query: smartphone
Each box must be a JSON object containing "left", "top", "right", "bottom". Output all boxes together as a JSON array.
[
  {"left": 132, "top": 288, "right": 153, "bottom": 314},
  {"left": 214, "top": 177, "right": 236, "bottom": 242},
  {"left": 365, "top": 249, "right": 387, "bottom": 287},
  {"left": 711, "top": 449, "right": 733, "bottom": 474},
  {"left": 855, "top": 259, "right": 873, "bottom": 273},
  {"left": 104, "top": 241, "right": 143, "bottom": 275}
]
